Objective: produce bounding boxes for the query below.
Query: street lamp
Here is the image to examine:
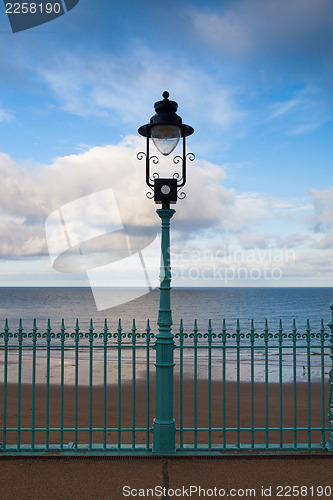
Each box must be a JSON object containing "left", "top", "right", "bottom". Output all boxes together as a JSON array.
[
  {"left": 138, "top": 92, "right": 194, "bottom": 453},
  {"left": 138, "top": 91, "right": 194, "bottom": 208}
]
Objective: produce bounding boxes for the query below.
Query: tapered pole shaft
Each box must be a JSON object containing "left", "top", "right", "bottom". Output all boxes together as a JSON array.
[{"left": 153, "top": 208, "right": 176, "bottom": 453}]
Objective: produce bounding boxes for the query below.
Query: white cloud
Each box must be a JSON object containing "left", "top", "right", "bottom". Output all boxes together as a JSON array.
[
  {"left": 0, "top": 139, "right": 331, "bottom": 287},
  {"left": 0, "top": 138, "right": 233, "bottom": 258},
  {"left": 308, "top": 187, "right": 333, "bottom": 248},
  {"left": 310, "top": 187, "right": 333, "bottom": 229},
  {"left": 269, "top": 99, "right": 302, "bottom": 120},
  {"left": 37, "top": 47, "right": 244, "bottom": 130},
  {"left": 0, "top": 108, "right": 13, "bottom": 122}
]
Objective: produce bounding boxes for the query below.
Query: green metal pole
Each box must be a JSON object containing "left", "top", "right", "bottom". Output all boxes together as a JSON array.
[
  {"left": 153, "top": 208, "right": 176, "bottom": 453},
  {"left": 328, "top": 303, "right": 333, "bottom": 452}
]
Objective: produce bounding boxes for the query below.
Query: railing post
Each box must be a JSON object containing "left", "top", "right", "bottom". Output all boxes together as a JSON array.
[
  {"left": 153, "top": 208, "right": 176, "bottom": 453},
  {"left": 328, "top": 303, "right": 333, "bottom": 452}
]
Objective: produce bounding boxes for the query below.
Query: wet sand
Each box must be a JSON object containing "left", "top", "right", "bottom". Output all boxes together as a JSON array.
[{"left": 0, "top": 378, "right": 329, "bottom": 447}]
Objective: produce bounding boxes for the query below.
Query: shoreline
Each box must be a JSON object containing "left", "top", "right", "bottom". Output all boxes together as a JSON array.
[{"left": 0, "top": 350, "right": 329, "bottom": 384}]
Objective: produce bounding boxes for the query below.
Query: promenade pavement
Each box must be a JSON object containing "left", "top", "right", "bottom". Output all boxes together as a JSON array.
[{"left": 0, "top": 454, "right": 332, "bottom": 500}]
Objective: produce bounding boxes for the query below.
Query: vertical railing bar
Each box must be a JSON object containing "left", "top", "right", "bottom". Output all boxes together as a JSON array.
[
  {"left": 116, "top": 319, "right": 123, "bottom": 449},
  {"left": 236, "top": 319, "right": 241, "bottom": 449},
  {"left": 264, "top": 319, "right": 269, "bottom": 449},
  {"left": 320, "top": 320, "right": 326, "bottom": 449},
  {"left": 45, "top": 319, "right": 52, "bottom": 450},
  {"left": 193, "top": 320, "right": 199, "bottom": 449},
  {"left": 30, "top": 319, "right": 38, "bottom": 450},
  {"left": 59, "top": 319, "right": 66, "bottom": 450},
  {"left": 101, "top": 319, "right": 109, "bottom": 450},
  {"left": 222, "top": 320, "right": 227, "bottom": 449},
  {"left": 292, "top": 319, "right": 298, "bottom": 449},
  {"left": 72, "top": 319, "right": 80, "bottom": 450},
  {"left": 306, "top": 320, "right": 311, "bottom": 449},
  {"left": 131, "top": 319, "right": 137, "bottom": 449},
  {"left": 250, "top": 320, "right": 255, "bottom": 449},
  {"left": 145, "top": 319, "right": 151, "bottom": 449},
  {"left": 16, "top": 319, "right": 24, "bottom": 450},
  {"left": 2, "top": 319, "right": 10, "bottom": 450},
  {"left": 207, "top": 320, "right": 213, "bottom": 449},
  {"left": 178, "top": 319, "right": 185, "bottom": 450},
  {"left": 328, "top": 303, "right": 333, "bottom": 453},
  {"left": 278, "top": 319, "right": 284, "bottom": 449},
  {"left": 87, "top": 319, "right": 94, "bottom": 450}
]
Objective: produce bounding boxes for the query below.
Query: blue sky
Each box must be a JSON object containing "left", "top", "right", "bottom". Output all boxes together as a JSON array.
[{"left": 0, "top": 0, "right": 332, "bottom": 287}]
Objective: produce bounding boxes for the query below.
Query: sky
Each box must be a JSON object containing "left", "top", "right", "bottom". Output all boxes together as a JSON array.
[{"left": 0, "top": 0, "right": 332, "bottom": 288}]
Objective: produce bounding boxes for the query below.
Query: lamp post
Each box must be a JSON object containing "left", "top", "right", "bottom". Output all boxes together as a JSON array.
[{"left": 138, "top": 91, "right": 194, "bottom": 453}]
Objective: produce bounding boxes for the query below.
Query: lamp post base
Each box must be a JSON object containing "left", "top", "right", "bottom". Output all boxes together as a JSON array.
[{"left": 152, "top": 418, "right": 176, "bottom": 454}]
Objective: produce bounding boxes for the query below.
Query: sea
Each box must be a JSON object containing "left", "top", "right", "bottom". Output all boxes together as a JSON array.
[
  {"left": 0, "top": 286, "right": 332, "bottom": 334},
  {"left": 0, "top": 287, "right": 332, "bottom": 383}
]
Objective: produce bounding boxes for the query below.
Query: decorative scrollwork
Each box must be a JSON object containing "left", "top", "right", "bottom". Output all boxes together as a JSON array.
[
  {"left": 150, "top": 156, "right": 159, "bottom": 165},
  {"left": 173, "top": 172, "right": 180, "bottom": 179},
  {"left": 187, "top": 152, "right": 195, "bottom": 162},
  {"left": 315, "top": 331, "right": 330, "bottom": 340},
  {"left": 173, "top": 155, "right": 182, "bottom": 165},
  {"left": 259, "top": 331, "right": 273, "bottom": 340},
  {"left": 137, "top": 151, "right": 146, "bottom": 161},
  {"left": 218, "top": 331, "right": 232, "bottom": 341},
  {"left": 288, "top": 331, "right": 302, "bottom": 340},
  {"left": 151, "top": 171, "right": 159, "bottom": 179},
  {"left": 146, "top": 191, "right": 154, "bottom": 199},
  {"left": 246, "top": 331, "right": 259, "bottom": 341},
  {"left": 204, "top": 331, "right": 217, "bottom": 341},
  {"left": 177, "top": 191, "right": 186, "bottom": 200}
]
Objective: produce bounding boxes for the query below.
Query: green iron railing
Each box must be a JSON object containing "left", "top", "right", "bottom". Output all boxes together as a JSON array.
[{"left": 0, "top": 304, "right": 333, "bottom": 455}]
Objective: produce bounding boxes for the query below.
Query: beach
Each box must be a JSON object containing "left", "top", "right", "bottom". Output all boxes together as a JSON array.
[
  {"left": 0, "top": 378, "right": 329, "bottom": 448},
  {"left": 0, "top": 378, "right": 332, "bottom": 499}
]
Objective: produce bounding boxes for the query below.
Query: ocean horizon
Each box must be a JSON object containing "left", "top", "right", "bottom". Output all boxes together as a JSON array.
[
  {"left": 1, "top": 286, "right": 332, "bottom": 383},
  {"left": 0, "top": 286, "right": 332, "bottom": 333}
]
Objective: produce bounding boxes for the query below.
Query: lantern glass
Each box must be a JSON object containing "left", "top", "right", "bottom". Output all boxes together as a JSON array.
[{"left": 151, "top": 125, "right": 181, "bottom": 156}]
